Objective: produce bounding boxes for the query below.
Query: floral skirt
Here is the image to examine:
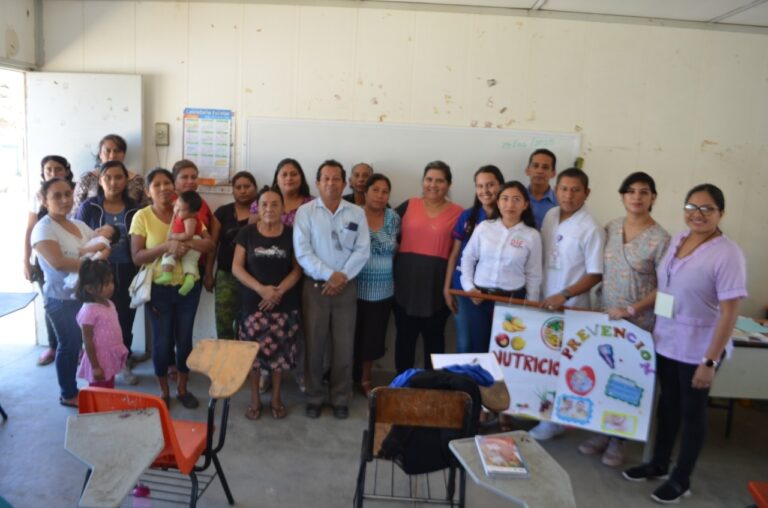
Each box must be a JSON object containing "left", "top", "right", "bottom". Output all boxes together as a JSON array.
[{"left": 238, "top": 309, "right": 302, "bottom": 373}]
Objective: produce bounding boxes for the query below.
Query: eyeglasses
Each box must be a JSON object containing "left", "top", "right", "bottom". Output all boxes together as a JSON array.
[{"left": 684, "top": 203, "right": 719, "bottom": 216}]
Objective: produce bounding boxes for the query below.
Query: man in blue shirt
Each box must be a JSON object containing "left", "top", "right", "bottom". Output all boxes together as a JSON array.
[
  {"left": 526, "top": 148, "right": 558, "bottom": 230},
  {"left": 294, "top": 160, "right": 370, "bottom": 419}
]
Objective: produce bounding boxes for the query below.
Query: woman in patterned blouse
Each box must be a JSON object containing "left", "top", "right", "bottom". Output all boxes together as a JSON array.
[{"left": 353, "top": 174, "right": 400, "bottom": 396}]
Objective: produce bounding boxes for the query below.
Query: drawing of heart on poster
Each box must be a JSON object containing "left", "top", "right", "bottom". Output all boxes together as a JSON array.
[{"left": 551, "top": 310, "right": 656, "bottom": 441}]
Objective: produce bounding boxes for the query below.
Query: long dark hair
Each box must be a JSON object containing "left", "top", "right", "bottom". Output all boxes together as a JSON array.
[
  {"left": 464, "top": 165, "right": 505, "bottom": 238},
  {"left": 76, "top": 259, "right": 113, "bottom": 303},
  {"left": 272, "top": 158, "right": 310, "bottom": 198},
  {"left": 493, "top": 181, "right": 536, "bottom": 229}
]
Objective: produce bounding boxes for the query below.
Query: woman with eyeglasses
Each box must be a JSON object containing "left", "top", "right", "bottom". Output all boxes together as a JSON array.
[
  {"left": 578, "top": 172, "right": 670, "bottom": 467},
  {"left": 622, "top": 183, "right": 747, "bottom": 504}
]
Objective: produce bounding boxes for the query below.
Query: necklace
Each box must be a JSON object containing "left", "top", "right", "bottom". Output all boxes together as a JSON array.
[{"left": 676, "top": 229, "right": 719, "bottom": 259}]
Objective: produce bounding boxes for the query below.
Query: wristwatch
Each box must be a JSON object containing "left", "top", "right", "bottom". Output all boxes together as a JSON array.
[
  {"left": 626, "top": 305, "right": 637, "bottom": 317},
  {"left": 560, "top": 289, "right": 573, "bottom": 300},
  {"left": 701, "top": 357, "right": 719, "bottom": 368}
]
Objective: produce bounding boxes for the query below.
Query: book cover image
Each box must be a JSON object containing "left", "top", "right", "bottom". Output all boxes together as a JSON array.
[{"left": 475, "top": 435, "right": 529, "bottom": 477}]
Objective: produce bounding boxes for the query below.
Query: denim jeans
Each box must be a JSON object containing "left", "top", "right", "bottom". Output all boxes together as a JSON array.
[
  {"left": 454, "top": 295, "right": 494, "bottom": 353},
  {"left": 146, "top": 282, "right": 202, "bottom": 377},
  {"left": 44, "top": 297, "right": 83, "bottom": 400}
]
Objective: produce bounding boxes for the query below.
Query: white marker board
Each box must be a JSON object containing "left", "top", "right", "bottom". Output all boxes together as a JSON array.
[
  {"left": 245, "top": 117, "right": 581, "bottom": 207},
  {"left": 26, "top": 72, "right": 143, "bottom": 181}
]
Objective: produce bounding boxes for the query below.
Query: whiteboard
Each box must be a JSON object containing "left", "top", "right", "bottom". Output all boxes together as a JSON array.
[
  {"left": 245, "top": 117, "right": 580, "bottom": 207},
  {"left": 26, "top": 72, "right": 143, "bottom": 182}
]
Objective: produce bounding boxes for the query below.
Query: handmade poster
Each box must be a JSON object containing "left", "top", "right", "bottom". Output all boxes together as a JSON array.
[
  {"left": 550, "top": 310, "right": 656, "bottom": 441},
  {"left": 488, "top": 304, "right": 563, "bottom": 420},
  {"left": 182, "top": 107, "right": 233, "bottom": 181}
]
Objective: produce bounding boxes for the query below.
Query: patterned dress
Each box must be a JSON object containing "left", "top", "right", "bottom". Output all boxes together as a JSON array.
[
  {"left": 601, "top": 218, "right": 671, "bottom": 331},
  {"left": 235, "top": 224, "right": 302, "bottom": 372}
]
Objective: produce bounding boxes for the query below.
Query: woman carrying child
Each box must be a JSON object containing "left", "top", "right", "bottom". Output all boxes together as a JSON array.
[
  {"left": 24, "top": 155, "right": 75, "bottom": 366},
  {"left": 31, "top": 178, "right": 96, "bottom": 407},
  {"left": 75, "top": 259, "right": 129, "bottom": 389},
  {"left": 76, "top": 160, "right": 142, "bottom": 384},
  {"left": 130, "top": 168, "right": 215, "bottom": 409}
]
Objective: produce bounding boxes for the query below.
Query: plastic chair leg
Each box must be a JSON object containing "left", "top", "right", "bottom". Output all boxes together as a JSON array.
[
  {"left": 189, "top": 471, "right": 198, "bottom": 508},
  {"left": 212, "top": 452, "right": 235, "bottom": 505}
]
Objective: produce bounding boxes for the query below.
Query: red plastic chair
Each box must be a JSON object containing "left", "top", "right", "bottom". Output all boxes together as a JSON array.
[
  {"left": 78, "top": 387, "right": 230, "bottom": 507},
  {"left": 749, "top": 481, "right": 768, "bottom": 508}
]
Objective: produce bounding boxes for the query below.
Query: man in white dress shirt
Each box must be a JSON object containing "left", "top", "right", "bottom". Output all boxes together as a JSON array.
[
  {"left": 294, "top": 160, "right": 370, "bottom": 419},
  {"left": 530, "top": 167, "right": 606, "bottom": 440}
]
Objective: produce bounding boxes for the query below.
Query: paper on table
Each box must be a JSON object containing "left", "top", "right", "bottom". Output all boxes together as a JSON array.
[{"left": 735, "top": 316, "right": 768, "bottom": 334}]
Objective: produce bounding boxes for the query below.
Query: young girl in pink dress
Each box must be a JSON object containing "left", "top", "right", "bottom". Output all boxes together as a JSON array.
[{"left": 76, "top": 259, "right": 129, "bottom": 388}]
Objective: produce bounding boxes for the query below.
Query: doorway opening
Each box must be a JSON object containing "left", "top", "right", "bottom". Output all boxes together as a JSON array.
[{"left": 0, "top": 67, "right": 38, "bottom": 346}]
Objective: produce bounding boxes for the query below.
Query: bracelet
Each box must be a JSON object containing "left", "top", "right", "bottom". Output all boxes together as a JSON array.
[{"left": 626, "top": 305, "right": 637, "bottom": 317}]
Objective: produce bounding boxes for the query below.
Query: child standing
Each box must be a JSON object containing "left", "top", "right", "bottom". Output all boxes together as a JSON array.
[
  {"left": 156, "top": 190, "right": 203, "bottom": 295},
  {"left": 76, "top": 259, "right": 129, "bottom": 388}
]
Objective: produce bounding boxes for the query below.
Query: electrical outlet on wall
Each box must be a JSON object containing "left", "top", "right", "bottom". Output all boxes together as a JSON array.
[{"left": 154, "top": 122, "right": 170, "bottom": 146}]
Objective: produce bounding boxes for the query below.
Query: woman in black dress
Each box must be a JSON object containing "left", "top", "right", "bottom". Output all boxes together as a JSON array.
[{"left": 232, "top": 187, "right": 303, "bottom": 420}]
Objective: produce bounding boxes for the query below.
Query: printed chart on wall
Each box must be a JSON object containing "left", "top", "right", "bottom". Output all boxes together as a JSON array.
[
  {"left": 182, "top": 108, "right": 233, "bottom": 182},
  {"left": 489, "top": 304, "right": 562, "bottom": 421},
  {"left": 551, "top": 310, "right": 656, "bottom": 441}
]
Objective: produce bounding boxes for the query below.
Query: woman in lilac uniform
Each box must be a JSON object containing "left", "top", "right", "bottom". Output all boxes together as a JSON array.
[{"left": 622, "top": 183, "right": 747, "bottom": 504}]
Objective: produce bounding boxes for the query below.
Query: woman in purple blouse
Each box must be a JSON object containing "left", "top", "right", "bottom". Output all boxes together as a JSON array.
[{"left": 622, "top": 184, "right": 747, "bottom": 504}]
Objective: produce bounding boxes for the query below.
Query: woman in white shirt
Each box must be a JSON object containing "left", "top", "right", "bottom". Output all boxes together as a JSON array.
[
  {"left": 31, "top": 178, "right": 96, "bottom": 407},
  {"left": 460, "top": 181, "right": 543, "bottom": 352}
]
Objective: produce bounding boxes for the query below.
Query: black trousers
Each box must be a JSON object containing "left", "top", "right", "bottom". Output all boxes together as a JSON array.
[
  {"left": 652, "top": 354, "right": 711, "bottom": 484},
  {"left": 110, "top": 262, "right": 138, "bottom": 353},
  {"left": 393, "top": 304, "right": 451, "bottom": 373}
]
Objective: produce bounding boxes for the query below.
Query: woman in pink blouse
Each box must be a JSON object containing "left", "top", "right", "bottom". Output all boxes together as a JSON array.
[
  {"left": 393, "top": 161, "right": 463, "bottom": 372},
  {"left": 622, "top": 183, "right": 747, "bottom": 504}
]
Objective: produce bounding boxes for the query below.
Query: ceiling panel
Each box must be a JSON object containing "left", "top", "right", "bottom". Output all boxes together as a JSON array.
[
  {"left": 719, "top": 1, "right": 768, "bottom": 25},
  {"left": 542, "top": 0, "right": 751, "bottom": 23}
]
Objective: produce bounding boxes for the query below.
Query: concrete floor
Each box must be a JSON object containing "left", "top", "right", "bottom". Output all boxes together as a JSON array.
[{"left": 0, "top": 342, "right": 766, "bottom": 508}]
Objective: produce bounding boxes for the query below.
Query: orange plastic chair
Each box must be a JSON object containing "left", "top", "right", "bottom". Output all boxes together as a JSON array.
[
  {"left": 78, "top": 387, "right": 230, "bottom": 507},
  {"left": 749, "top": 481, "right": 768, "bottom": 508}
]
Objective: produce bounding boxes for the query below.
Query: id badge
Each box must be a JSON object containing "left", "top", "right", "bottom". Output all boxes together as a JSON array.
[
  {"left": 548, "top": 247, "right": 561, "bottom": 270},
  {"left": 654, "top": 291, "right": 674, "bottom": 319}
]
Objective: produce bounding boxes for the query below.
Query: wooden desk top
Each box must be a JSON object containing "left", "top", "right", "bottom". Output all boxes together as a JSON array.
[
  {"left": 65, "top": 408, "right": 164, "bottom": 508},
  {"left": 450, "top": 431, "right": 576, "bottom": 508},
  {"left": 186, "top": 339, "right": 259, "bottom": 398}
]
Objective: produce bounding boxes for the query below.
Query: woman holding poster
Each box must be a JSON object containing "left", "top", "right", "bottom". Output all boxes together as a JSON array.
[
  {"left": 622, "top": 183, "right": 746, "bottom": 504},
  {"left": 579, "top": 172, "right": 670, "bottom": 467},
  {"left": 459, "top": 181, "right": 543, "bottom": 352}
]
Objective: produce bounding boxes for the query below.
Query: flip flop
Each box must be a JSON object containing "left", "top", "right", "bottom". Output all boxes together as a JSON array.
[
  {"left": 245, "top": 404, "right": 262, "bottom": 421},
  {"left": 271, "top": 404, "right": 287, "bottom": 419},
  {"left": 37, "top": 349, "right": 55, "bottom": 366},
  {"left": 59, "top": 397, "right": 78, "bottom": 408}
]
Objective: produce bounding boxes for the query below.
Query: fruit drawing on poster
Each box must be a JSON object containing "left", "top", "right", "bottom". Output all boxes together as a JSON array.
[
  {"left": 551, "top": 310, "right": 656, "bottom": 441},
  {"left": 489, "top": 305, "right": 561, "bottom": 420}
]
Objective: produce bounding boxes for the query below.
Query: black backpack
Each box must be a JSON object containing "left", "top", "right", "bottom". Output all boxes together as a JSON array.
[{"left": 378, "top": 370, "right": 480, "bottom": 474}]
